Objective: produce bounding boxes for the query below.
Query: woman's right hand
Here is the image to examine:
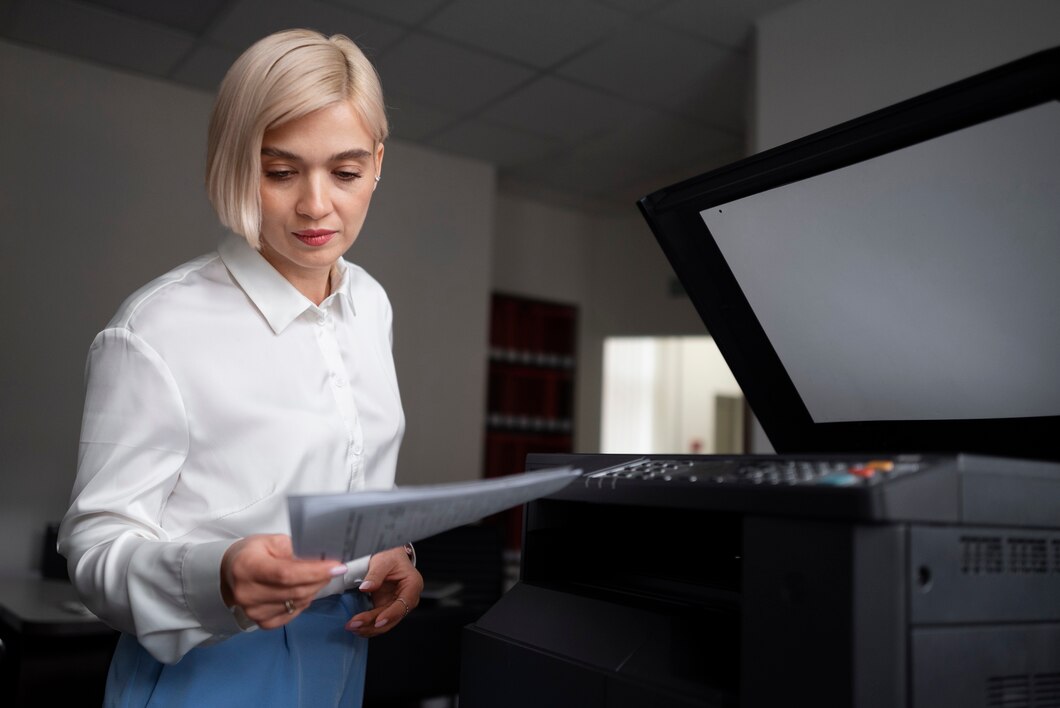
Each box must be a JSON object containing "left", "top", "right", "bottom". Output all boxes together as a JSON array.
[{"left": 220, "top": 534, "right": 346, "bottom": 629}]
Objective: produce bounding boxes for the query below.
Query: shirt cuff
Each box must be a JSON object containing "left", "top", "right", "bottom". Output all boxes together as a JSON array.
[{"left": 183, "top": 539, "right": 247, "bottom": 635}]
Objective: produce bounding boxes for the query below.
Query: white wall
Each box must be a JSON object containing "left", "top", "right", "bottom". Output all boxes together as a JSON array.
[
  {"left": 748, "top": 0, "right": 1060, "bottom": 452},
  {"left": 0, "top": 40, "right": 493, "bottom": 572}
]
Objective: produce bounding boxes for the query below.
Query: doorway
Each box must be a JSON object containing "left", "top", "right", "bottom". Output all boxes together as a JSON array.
[{"left": 601, "top": 336, "right": 744, "bottom": 454}]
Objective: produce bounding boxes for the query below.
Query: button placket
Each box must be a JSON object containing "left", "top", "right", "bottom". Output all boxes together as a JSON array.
[{"left": 311, "top": 306, "right": 363, "bottom": 490}]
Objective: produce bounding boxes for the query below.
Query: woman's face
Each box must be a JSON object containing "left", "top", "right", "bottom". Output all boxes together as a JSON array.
[{"left": 258, "top": 100, "right": 383, "bottom": 289}]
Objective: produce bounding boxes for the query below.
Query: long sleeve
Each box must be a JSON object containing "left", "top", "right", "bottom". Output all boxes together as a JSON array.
[{"left": 58, "top": 328, "right": 244, "bottom": 664}]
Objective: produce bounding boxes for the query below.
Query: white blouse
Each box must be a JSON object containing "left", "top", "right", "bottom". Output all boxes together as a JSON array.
[{"left": 58, "top": 234, "right": 405, "bottom": 664}]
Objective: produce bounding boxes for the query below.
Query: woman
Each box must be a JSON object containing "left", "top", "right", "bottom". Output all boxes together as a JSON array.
[{"left": 58, "top": 29, "right": 422, "bottom": 706}]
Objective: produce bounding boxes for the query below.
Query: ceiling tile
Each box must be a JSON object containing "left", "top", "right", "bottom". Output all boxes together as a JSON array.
[
  {"left": 384, "top": 91, "right": 462, "bottom": 142},
  {"left": 329, "top": 0, "right": 450, "bottom": 27},
  {"left": 208, "top": 0, "right": 405, "bottom": 58},
  {"left": 653, "top": 0, "right": 757, "bottom": 50},
  {"left": 426, "top": 0, "right": 628, "bottom": 68},
  {"left": 429, "top": 118, "right": 564, "bottom": 168},
  {"left": 0, "top": 0, "right": 763, "bottom": 213},
  {"left": 615, "top": 146, "right": 745, "bottom": 203},
  {"left": 653, "top": 0, "right": 803, "bottom": 48},
  {"left": 376, "top": 33, "right": 534, "bottom": 115},
  {"left": 7, "top": 0, "right": 195, "bottom": 75},
  {"left": 508, "top": 108, "right": 739, "bottom": 200},
  {"left": 667, "top": 47, "right": 749, "bottom": 131},
  {"left": 169, "top": 42, "right": 241, "bottom": 92},
  {"left": 557, "top": 22, "right": 748, "bottom": 129},
  {"left": 591, "top": 0, "right": 669, "bottom": 16},
  {"left": 76, "top": 0, "right": 230, "bottom": 34},
  {"left": 481, "top": 76, "right": 651, "bottom": 143}
]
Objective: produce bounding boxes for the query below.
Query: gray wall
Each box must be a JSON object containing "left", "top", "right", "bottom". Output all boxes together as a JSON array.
[
  {"left": 755, "top": 0, "right": 1060, "bottom": 149},
  {"left": 0, "top": 40, "right": 493, "bottom": 572},
  {"left": 491, "top": 196, "right": 704, "bottom": 456},
  {"left": 747, "top": 0, "right": 1060, "bottom": 453}
]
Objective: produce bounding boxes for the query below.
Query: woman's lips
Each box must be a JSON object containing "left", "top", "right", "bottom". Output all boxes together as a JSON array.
[{"left": 293, "top": 229, "right": 337, "bottom": 246}]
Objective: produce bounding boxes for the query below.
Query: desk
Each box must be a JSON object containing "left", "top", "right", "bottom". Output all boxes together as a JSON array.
[{"left": 0, "top": 576, "right": 118, "bottom": 707}]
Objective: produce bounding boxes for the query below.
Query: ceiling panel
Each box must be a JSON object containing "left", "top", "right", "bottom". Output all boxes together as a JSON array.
[
  {"left": 330, "top": 0, "right": 451, "bottom": 27},
  {"left": 375, "top": 33, "right": 534, "bottom": 116},
  {"left": 654, "top": 0, "right": 759, "bottom": 49},
  {"left": 384, "top": 91, "right": 463, "bottom": 142},
  {"left": 77, "top": 0, "right": 229, "bottom": 34},
  {"left": 481, "top": 76, "right": 652, "bottom": 144},
  {"left": 557, "top": 22, "right": 743, "bottom": 126},
  {"left": 6, "top": 0, "right": 195, "bottom": 76},
  {"left": 508, "top": 106, "right": 737, "bottom": 198},
  {"left": 428, "top": 118, "right": 564, "bottom": 169},
  {"left": 207, "top": 0, "right": 405, "bottom": 57},
  {"left": 425, "top": 0, "right": 628, "bottom": 68},
  {"left": 0, "top": 0, "right": 774, "bottom": 211},
  {"left": 169, "top": 41, "right": 241, "bottom": 92},
  {"left": 591, "top": 0, "right": 669, "bottom": 15}
]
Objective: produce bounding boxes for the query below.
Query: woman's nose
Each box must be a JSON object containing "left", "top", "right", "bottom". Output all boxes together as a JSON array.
[{"left": 296, "top": 176, "right": 331, "bottom": 220}]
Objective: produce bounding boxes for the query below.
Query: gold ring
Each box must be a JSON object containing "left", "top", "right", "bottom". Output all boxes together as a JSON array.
[
  {"left": 284, "top": 599, "right": 296, "bottom": 614},
  {"left": 394, "top": 597, "right": 409, "bottom": 618}
]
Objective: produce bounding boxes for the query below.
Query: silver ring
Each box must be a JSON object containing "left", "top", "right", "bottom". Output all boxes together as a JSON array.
[
  {"left": 284, "top": 599, "right": 296, "bottom": 614},
  {"left": 394, "top": 596, "right": 409, "bottom": 618}
]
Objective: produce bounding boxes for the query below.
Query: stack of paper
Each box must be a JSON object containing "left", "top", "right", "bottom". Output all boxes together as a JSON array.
[{"left": 288, "top": 466, "right": 581, "bottom": 561}]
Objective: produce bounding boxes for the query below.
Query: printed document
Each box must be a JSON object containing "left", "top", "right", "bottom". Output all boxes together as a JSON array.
[{"left": 289, "top": 466, "right": 581, "bottom": 561}]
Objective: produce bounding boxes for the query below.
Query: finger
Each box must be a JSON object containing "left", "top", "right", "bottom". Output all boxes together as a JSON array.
[
  {"left": 345, "top": 596, "right": 410, "bottom": 637},
  {"left": 253, "top": 558, "right": 348, "bottom": 589},
  {"left": 357, "top": 553, "right": 398, "bottom": 592},
  {"left": 245, "top": 598, "right": 305, "bottom": 629}
]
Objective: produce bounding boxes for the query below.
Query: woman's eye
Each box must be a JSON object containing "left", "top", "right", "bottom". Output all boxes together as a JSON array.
[
  {"left": 335, "top": 171, "right": 362, "bottom": 182},
  {"left": 265, "top": 170, "right": 294, "bottom": 181}
]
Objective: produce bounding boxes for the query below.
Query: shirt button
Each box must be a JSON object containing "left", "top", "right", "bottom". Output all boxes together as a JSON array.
[{"left": 334, "top": 377, "right": 346, "bottom": 388}]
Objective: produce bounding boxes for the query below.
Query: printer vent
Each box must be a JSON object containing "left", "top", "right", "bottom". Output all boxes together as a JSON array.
[
  {"left": 961, "top": 535, "right": 1004, "bottom": 574},
  {"left": 1034, "top": 673, "right": 1060, "bottom": 708},
  {"left": 987, "top": 675, "right": 1030, "bottom": 708},
  {"left": 960, "top": 535, "right": 1057, "bottom": 575},
  {"left": 1007, "top": 538, "right": 1049, "bottom": 574},
  {"left": 987, "top": 674, "right": 1060, "bottom": 708}
]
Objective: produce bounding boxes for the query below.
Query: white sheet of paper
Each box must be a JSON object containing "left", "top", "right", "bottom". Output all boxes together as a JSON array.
[{"left": 288, "top": 466, "right": 582, "bottom": 561}]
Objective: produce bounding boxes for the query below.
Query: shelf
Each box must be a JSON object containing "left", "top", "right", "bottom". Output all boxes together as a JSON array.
[{"left": 484, "top": 293, "right": 578, "bottom": 550}]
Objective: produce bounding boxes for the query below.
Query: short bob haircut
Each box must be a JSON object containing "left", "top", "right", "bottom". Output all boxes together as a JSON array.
[{"left": 206, "top": 29, "right": 388, "bottom": 247}]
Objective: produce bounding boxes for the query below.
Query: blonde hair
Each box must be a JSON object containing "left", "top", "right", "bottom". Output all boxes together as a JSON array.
[{"left": 206, "top": 29, "right": 388, "bottom": 247}]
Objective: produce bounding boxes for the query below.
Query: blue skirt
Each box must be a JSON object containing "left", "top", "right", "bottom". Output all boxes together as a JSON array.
[{"left": 105, "top": 592, "right": 370, "bottom": 708}]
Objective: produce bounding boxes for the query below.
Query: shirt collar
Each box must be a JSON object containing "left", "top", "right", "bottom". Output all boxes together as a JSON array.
[{"left": 218, "top": 234, "right": 355, "bottom": 334}]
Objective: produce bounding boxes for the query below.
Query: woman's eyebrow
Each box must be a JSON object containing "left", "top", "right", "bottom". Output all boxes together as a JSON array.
[
  {"left": 261, "top": 146, "right": 300, "bottom": 160},
  {"left": 331, "top": 148, "right": 373, "bottom": 161},
  {"left": 260, "top": 147, "right": 372, "bottom": 161}
]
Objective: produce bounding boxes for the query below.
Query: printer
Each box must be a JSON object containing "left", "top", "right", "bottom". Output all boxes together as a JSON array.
[{"left": 461, "top": 47, "right": 1060, "bottom": 708}]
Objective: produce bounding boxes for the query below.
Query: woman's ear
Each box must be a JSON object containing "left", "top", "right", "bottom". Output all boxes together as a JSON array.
[{"left": 373, "top": 143, "right": 385, "bottom": 191}]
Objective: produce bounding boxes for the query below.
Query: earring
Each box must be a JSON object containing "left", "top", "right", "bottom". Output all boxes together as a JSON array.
[{"left": 375, "top": 175, "right": 381, "bottom": 182}]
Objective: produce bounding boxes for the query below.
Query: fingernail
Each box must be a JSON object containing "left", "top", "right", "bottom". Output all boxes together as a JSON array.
[
  {"left": 374, "top": 617, "right": 389, "bottom": 628},
  {"left": 359, "top": 580, "right": 375, "bottom": 591},
  {"left": 347, "top": 620, "right": 363, "bottom": 629},
  {"left": 329, "top": 565, "right": 348, "bottom": 576}
]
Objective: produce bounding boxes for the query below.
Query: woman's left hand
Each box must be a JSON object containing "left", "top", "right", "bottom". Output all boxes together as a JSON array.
[{"left": 346, "top": 546, "right": 424, "bottom": 637}]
